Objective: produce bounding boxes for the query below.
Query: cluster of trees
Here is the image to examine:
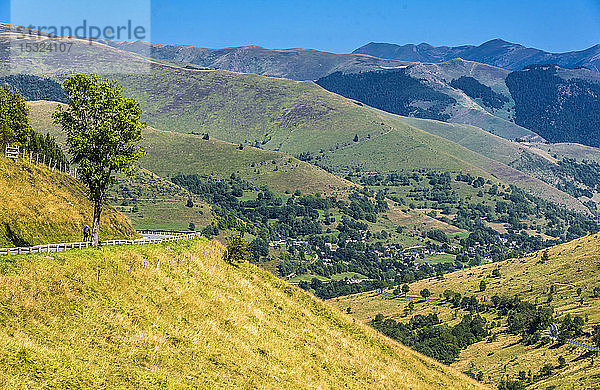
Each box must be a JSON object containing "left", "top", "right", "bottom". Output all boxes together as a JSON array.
[
  {"left": 173, "top": 173, "right": 501, "bottom": 299},
  {"left": 371, "top": 313, "right": 488, "bottom": 364},
  {"left": 386, "top": 286, "right": 593, "bottom": 385},
  {"left": 316, "top": 69, "right": 456, "bottom": 121},
  {"left": 384, "top": 169, "right": 597, "bottom": 243},
  {"left": 0, "top": 74, "right": 66, "bottom": 102},
  {"left": 172, "top": 173, "right": 385, "bottom": 249},
  {"left": 359, "top": 172, "right": 415, "bottom": 186},
  {"left": 298, "top": 278, "right": 387, "bottom": 299},
  {"left": 441, "top": 291, "right": 587, "bottom": 349},
  {"left": 492, "top": 295, "right": 555, "bottom": 344},
  {"left": 174, "top": 168, "right": 600, "bottom": 300},
  {"left": 355, "top": 169, "right": 598, "bottom": 268},
  {"left": 173, "top": 169, "right": 599, "bottom": 300},
  {"left": 506, "top": 64, "right": 600, "bottom": 147},
  {"left": 551, "top": 157, "right": 600, "bottom": 200},
  {"left": 0, "top": 84, "right": 67, "bottom": 166},
  {"left": 449, "top": 76, "right": 509, "bottom": 109}
]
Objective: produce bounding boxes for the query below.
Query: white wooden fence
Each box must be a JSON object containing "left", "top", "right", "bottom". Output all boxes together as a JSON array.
[
  {"left": 0, "top": 231, "right": 203, "bottom": 256},
  {"left": 4, "top": 145, "right": 19, "bottom": 159},
  {"left": 3, "top": 144, "right": 77, "bottom": 178}
]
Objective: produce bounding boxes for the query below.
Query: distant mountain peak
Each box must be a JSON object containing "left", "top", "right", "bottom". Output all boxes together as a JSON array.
[
  {"left": 484, "top": 38, "right": 514, "bottom": 45},
  {"left": 353, "top": 39, "right": 600, "bottom": 72}
]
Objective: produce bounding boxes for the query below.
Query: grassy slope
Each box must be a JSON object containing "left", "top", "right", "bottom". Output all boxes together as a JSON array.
[
  {"left": 527, "top": 142, "right": 600, "bottom": 164},
  {"left": 0, "top": 239, "right": 483, "bottom": 389},
  {"left": 331, "top": 233, "right": 600, "bottom": 389},
  {"left": 111, "top": 58, "right": 585, "bottom": 212},
  {"left": 384, "top": 114, "right": 588, "bottom": 212},
  {"left": 0, "top": 158, "right": 136, "bottom": 247},
  {"left": 110, "top": 168, "right": 215, "bottom": 231},
  {"left": 398, "top": 116, "right": 547, "bottom": 167},
  {"left": 140, "top": 128, "right": 354, "bottom": 195}
]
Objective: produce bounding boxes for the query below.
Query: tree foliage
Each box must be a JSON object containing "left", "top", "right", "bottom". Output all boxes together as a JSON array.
[
  {"left": 0, "top": 83, "right": 32, "bottom": 148},
  {"left": 371, "top": 313, "right": 487, "bottom": 364},
  {"left": 223, "top": 235, "right": 251, "bottom": 265},
  {"left": 0, "top": 84, "right": 67, "bottom": 164},
  {"left": 449, "top": 76, "right": 508, "bottom": 109},
  {"left": 0, "top": 74, "right": 66, "bottom": 102},
  {"left": 506, "top": 64, "right": 600, "bottom": 147}
]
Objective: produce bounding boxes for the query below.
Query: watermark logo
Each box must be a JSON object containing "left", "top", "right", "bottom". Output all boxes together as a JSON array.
[
  {"left": 7, "top": 0, "right": 152, "bottom": 75},
  {"left": 15, "top": 20, "right": 148, "bottom": 42}
]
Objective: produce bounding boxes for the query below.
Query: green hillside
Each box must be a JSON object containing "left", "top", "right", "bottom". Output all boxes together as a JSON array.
[
  {"left": 332, "top": 233, "right": 600, "bottom": 389},
  {"left": 5, "top": 30, "right": 583, "bottom": 211},
  {"left": 0, "top": 157, "right": 137, "bottom": 247},
  {"left": 0, "top": 239, "right": 484, "bottom": 389},
  {"left": 139, "top": 127, "right": 354, "bottom": 195},
  {"left": 27, "top": 101, "right": 355, "bottom": 196},
  {"left": 28, "top": 101, "right": 465, "bottom": 248},
  {"left": 112, "top": 66, "right": 584, "bottom": 212},
  {"left": 398, "top": 116, "right": 546, "bottom": 167},
  {"left": 398, "top": 116, "right": 600, "bottom": 212}
]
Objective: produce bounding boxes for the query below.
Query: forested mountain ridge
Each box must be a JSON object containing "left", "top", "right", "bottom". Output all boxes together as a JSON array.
[
  {"left": 317, "top": 61, "right": 600, "bottom": 150},
  {"left": 506, "top": 64, "right": 600, "bottom": 147}
]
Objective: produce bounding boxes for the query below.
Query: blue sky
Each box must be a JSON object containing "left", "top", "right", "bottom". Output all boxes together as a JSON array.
[{"left": 1, "top": 0, "right": 599, "bottom": 53}]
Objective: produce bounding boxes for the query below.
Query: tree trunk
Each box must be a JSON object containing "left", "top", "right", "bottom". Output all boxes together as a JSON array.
[{"left": 92, "top": 198, "right": 102, "bottom": 248}]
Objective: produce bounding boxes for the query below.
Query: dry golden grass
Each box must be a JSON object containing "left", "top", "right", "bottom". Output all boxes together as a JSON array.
[
  {"left": 0, "top": 158, "right": 136, "bottom": 247},
  {"left": 332, "top": 233, "right": 600, "bottom": 388},
  {"left": 0, "top": 239, "right": 485, "bottom": 389}
]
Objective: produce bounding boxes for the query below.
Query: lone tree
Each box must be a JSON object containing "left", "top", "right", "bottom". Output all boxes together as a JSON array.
[
  {"left": 402, "top": 283, "right": 410, "bottom": 297},
  {"left": 479, "top": 279, "right": 487, "bottom": 292},
  {"left": 223, "top": 235, "right": 250, "bottom": 265},
  {"left": 420, "top": 288, "right": 431, "bottom": 299},
  {"left": 53, "top": 74, "right": 145, "bottom": 247}
]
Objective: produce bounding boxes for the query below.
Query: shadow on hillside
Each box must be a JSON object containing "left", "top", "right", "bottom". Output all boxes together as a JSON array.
[{"left": 5, "top": 224, "right": 30, "bottom": 247}]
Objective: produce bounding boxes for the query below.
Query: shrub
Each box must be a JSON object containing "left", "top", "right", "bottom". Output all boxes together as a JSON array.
[
  {"left": 223, "top": 235, "right": 250, "bottom": 265},
  {"left": 479, "top": 280, "right": 487, "bottom": 292}
]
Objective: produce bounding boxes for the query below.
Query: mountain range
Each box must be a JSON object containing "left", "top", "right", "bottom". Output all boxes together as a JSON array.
[
  {"left": 98, "top": 40, "right": 408, "bottom": 81},
  {"left": 98, "top": 33, "right": 600, "bottom": 150},
  {"left": 1, "top": 23, "right": 597, "bottom": 213},
  {"left": 353, "top": 39, "right": 600, "bottom": 72}
]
